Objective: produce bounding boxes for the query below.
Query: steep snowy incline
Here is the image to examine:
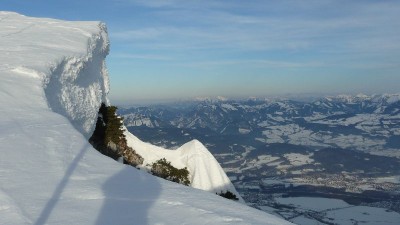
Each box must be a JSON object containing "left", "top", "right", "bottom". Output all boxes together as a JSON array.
[
  {"left": 0, "top": 11, "right": 109, "bottom": 138},
  {"left": 0, "top": 12, "right": 292, "bottom": 225},
  {"left": 125, "top": 132, "right": 242, "bottom": 200}
]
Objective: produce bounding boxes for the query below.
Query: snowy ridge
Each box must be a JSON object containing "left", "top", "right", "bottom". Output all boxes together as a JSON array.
[
  {"left": 125, "top": 131, "right": 242, "bottom": 200},
  {"left": 0, "top": 12, "right": 292, "bottom": 224},
  {"left": 325, "top": 93, "right": 400, "bottom": 104}
]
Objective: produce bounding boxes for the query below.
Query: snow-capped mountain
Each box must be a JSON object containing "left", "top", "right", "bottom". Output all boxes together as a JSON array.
[
  {"left": 120, "top": 94, "right": 400, "bottom": 150},
  {"left": 0, "top": 12, "right": 292, "bottom": 225},
  {"left": 120, "top": 94, "right": 400, "bottom": 224}
]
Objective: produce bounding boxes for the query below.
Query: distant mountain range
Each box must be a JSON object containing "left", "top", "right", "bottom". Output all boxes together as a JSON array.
[
  {"left": 119, "top": 93, "right": 400, "bottom": 155},
  {"left": 119, "top": 94, "right": 400, "bottom": 224}
]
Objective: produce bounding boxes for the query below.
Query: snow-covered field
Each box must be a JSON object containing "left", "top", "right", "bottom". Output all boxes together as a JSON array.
[
  {"left": 260, "top": 121, "right": 397, "bottom": 156},
  {"left": 283, "top": 153, "right": 314, "bottom": 166},
  {"left": 0, "top": 12, "right": 292, "bottom": 225},
  {"left": 274, "top": 197, "right": 400, "bottom": 225},
  {"left": 276, "top": 197, "right": 349, "bottom": 211}
]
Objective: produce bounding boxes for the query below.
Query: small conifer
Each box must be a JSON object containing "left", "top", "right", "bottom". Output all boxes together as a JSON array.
[
  {"left": 151, "top": 158, "right": 190, "bottom": 186},
  {"left": 217, "top": 190, "right": 239, "bottom": 201}
]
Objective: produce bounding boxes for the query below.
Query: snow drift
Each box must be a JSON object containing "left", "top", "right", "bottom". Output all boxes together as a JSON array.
[
  {"left": 0, "top": 12, "right": 292, "bottom": 224},
  {"left": 125, "top": 132, "right": 242, "bottom": 200}
]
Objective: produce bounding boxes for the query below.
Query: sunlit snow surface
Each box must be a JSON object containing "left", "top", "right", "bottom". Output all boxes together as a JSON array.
[
  {"left": 125, "top": 132, "right": 242, "bottom": 199},
  {"left": 0, "top": 12, "right": 292, "bottom": 225}
]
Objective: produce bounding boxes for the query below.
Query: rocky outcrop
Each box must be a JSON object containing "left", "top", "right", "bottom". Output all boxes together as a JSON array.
[{"left": 89, "top": 103, "right": 143, "bottom": 167}]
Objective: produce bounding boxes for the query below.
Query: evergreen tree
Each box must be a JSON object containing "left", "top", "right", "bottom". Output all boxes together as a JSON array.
[
  {"left": 151, "top": 158, "right": 190, "bottom": 186},
  {"left": 89, "top": 103, "right": 143, "bottom": 165},
  {"left": 103, "top": 105, "right": 125, "bottom": 145},
  {"left": 217, "top": 190, "right": 239, "bottom": 201}
]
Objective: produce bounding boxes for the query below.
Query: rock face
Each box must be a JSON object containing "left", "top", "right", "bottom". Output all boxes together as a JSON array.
[
  {"left": 119, "top": 141, "right": 144, "bottom": 166},
  {"left": 89, "top": 103, "right": 143, "bottom": 166}
]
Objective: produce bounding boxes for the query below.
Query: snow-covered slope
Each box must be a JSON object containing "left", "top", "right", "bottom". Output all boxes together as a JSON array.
[
  {"left": 0, "top": 11, "right": 109, "bottom": 138},
  {"left": 125, "top": 132, "right": 242, "bottom": 200},
  {"left": 0, "top": 12, "right": 292, "bottom": 224}
]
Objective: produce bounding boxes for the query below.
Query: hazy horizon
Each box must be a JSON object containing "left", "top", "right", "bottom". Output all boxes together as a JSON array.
[
  {"left": 113, "top": 92, "right": 400, "bottom": 108},
  {"left": 3, "top": 0, "right": 400, "bottom": 106}
]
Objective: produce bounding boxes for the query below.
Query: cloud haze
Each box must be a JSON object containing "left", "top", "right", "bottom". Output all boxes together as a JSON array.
[{"left": 2, "top": 0, "right": 400, "bottom": 104}]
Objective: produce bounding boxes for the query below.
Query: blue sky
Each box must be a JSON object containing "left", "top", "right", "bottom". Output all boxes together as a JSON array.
[{"left": 2, "top": 0, "right": 400, "bottom": 105}]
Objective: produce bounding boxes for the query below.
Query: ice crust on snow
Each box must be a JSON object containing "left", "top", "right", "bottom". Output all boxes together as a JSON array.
[{"left": 0, "top": 12, "right": 292, "bottom": 224}]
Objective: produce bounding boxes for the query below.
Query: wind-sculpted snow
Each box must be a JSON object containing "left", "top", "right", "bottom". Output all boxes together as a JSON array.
[
  {"left": 44, "top": 25, "right": 110, "bottom": 138},
  {"left": 0, "top": 12, "right": 292, "bottom": 224},
  {"left": 0, "top": 11, "right": 109, "bottom": 137}
]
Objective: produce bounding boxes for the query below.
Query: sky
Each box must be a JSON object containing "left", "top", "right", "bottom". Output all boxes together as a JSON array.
[{"left": 2, "top": 0, "right": 400, "bottom": 105}]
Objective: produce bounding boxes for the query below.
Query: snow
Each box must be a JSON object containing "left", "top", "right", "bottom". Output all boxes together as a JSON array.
[
  {"left": 0, "top": 11, "right": 109, "bottom": 138},
  {"left": 325, "top": 206, "right": 400, "bottom": 225},
  {"left": 386, "top": 94, "right": 400, "bottom": 104},
  {"left": 260, "top": 118, "right": 397, "bottom": 156},
  {"left": 124, "top": 132, "right": 242, "bottom": 200},
  {"left": 124, "top": 114, "right": 155, "bottom": 127},
  {"left": 276, "top": 197, "right": 349, "bottom": 211},
  {"left": 283, "top": 153, "right": 314, "bottom": 166},
  {"left": 374, "top": 176, "right": 400, "bottom": 184},
  {"left": 257, "top": 155, "right": 281, "bottom": 165},
  {"left": 276, "top": 197, "right": 400, "bottom": 225},
  {"left": 261, "top": 179, "right": 286, "bottom": 186},
  {"left": 238, "top": 127, "right": 251, "bottom": 134},
  {"left": 217, "top": 96, "right": 229, "bottom": 101},
  {"left": 221, "top": 103, "right": 238, "bottom": 111},
  {"left": 0, "top": 12, "right": 292, "bottom": 225},
  {"left": 290, "top": 216, "right": 321, "bottom": 225}
]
